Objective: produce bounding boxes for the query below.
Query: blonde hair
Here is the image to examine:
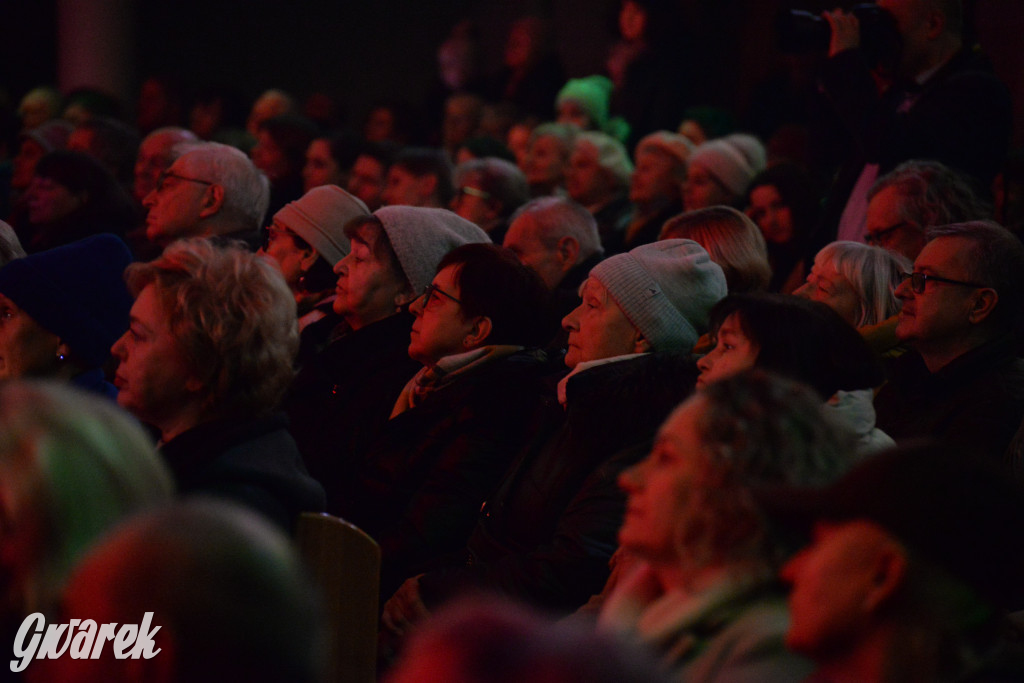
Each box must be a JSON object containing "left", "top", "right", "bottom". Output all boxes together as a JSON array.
[
  {"left": 661, "top": 206, "right": 771, "bottom": 293},
  {"left": 125, "top": 239, "right": 298, "bottom": 418}
]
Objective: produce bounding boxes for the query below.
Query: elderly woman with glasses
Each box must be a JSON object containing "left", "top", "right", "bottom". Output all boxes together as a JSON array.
[{"left": 337, "top": 243, "right": 555, "bottom": 597}]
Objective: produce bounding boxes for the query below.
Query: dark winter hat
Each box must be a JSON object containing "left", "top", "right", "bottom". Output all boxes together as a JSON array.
[
  {"left": 0, "top": 234, "right": 133, "bottom": 368},
  {"left": 759, "top": 440, "right": 1024, "bottom": 609}
]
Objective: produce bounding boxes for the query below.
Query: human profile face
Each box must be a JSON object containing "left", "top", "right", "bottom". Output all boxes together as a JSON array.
[
  {"left": 142, "top": 155, "right": 214, "bottom": 246},
  {"left": 507, "top": 125, "right": 532, "bottom": 168},
  {"left": 865, "top": 185, "right": 926, "bottom": 261},
  {"left": 0, "top": 293, "right": 61, "bottom": 380},
  {"left": 332, "top": 228, "right": 408, "bottom": 329},
  {"left": 523, "top": 136, "right": 568, "bottom": 192},
  {"left": 408, "top": 265, "right": 479, "bottom": 366},
  {"left": 561, "top": 277, "right": 641, "bottom": 368},
  {"left": 696, "top": 313, "right": 759, "bottom": 390},
  {"left": 382, "top": 166, "right": 430, "bottom": 208},
  {"left": 618, "top": 396, "right": 708, "bottom": 565},
  {"left": 683, "top": 164, "right": 732, "bottom": 211},
  {"left": 567, "top": 142, "right": 616, "bottom": 206},
  {"left": 746, "top": 184, "right": 794, "bottom": 244},
  {"left": 259, "top": 220, "right": 315, "bottom": 294},
  {"left": 894, "top": 236, "right": 986, "bottom": 354},
  {"left": 250, "top": 130, "right": 290, "bottom": 183},
  {"left": 111, "top": 285, "right": 202, "bottom": 439},
  {"left": 794, "top": 259, "right": 862, "bottom": 327},
  {"left": 619, "top": 0, "right": 648, "bottom": 41},
  {"left": 302, "top": 139, "right": 343, "bottom": 193},
  {"left": 557, "top": 100, "right": 592, "bottom": 130},
  {"left": 781, "top": 519, "right": 899, "bottom": 658},
  {"left": 629, "top": 148, "right": 678, "bottom": 205},
  {"left": 25, "top": 175, "right": 83, "bottom": 225},
  {"left": 503, "top": 215, "right": 564, "bottom": 290},
  {"left": 348, "top": 155, "right": 386, "bottom": 211}
]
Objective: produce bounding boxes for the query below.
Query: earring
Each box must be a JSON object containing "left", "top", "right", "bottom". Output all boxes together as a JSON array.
[{"left": 57, "top": 352, "right": 66, "bottom": 362}]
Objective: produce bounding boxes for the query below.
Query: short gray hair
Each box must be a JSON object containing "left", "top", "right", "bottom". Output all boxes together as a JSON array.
[
  {"left": 454, "top": 157, "right": 530, "bottom": 218},
  {"left": 926, "top": 220, "right": 1024, "bottom": 332},
  {"left": 510, "top": 196, "right": 603, "bottom": 262},
  {"left": 178, "top": 142, "right": 271, "bottom": 236},
  {"left": 869, "top": 160, "right": 989, "bottom": 228},
  {"left": 815, "top": 241, "right": 911, "bottom": 327}
]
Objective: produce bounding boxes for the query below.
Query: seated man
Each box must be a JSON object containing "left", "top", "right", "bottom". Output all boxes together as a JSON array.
[
  {"left": 450, "top": 157, "right": 529, "bottom": 244},
  {"left": 133, "top": 126, "right": 199, "bottom": 203},
  {"left": 142, "top": 141, "right": 270, "bottom": 250},
  {"left": 31, "top": 501, "right": 327, "bottom": 683},
  {"left": 873, "top": 220, "right": 1024, "bottom": 473},
  {"left": 382, "top": 148, "right": 454, "bottom": 209},
  {"left": 773, "top": 441, "right": 1024, "bottom": 683},
  {"left": 865, "top": 159, "right": 989, "bottom": 262},
  {"left": 381, "top": 239, "right": 727, "bottom": 638},
  {"left": 503, "top": 196, "right": 604, "bottom": 322}
]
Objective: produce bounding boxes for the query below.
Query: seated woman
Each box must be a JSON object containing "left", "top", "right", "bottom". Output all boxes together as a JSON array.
[
  {"left": 260, "top": 184, "right": 370, "bottom": 362},
  {"left": 0, "top": 381, "right": 172, "bottom": 654},
  {"left": 522, "top": 123, "right": 576, "bottom": 197},
  {"left": 0, "top": 233, "right": 132, "bottom": 397},
  {"left": 697, "top": 293, "right": 891, "bottom": 454},
  {"left": 338, "top": 243, "right": 555, "bottom": 596},
  {"left": 284, "top": 207, "right": 489, "bottom": 513},
  {"left": 111, "top": 238, "right": 324, "bottom": 531},
  {"left": 21, "top": 150, "right": 138, "bottom": 253},
  {"left": 660, "top": 206, "right": 771, "bottom": 294},
  {"left": 793, "top": 241, "right": 910, "bottom": 358},
  {"left": 599, "top": 371, "right": 854, "bottom": 683}
]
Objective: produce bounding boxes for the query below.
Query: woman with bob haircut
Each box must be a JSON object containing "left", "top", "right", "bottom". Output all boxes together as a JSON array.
[
  {"left": 285, "top": 206, "right": 489, "bottom": 513},
  {"left": 338, "top": 242, "right": 555, "bottom": 596},
  {"left": 599, "top": 371, "right": 855, "bottom": 683},
  {"left": 0, "top": 380, "right": 173, "bottom": 648},
  {"left": 696, "top": 293, "right": 892, "bottom": 454},
  {"left": 794, "top": 241, "right": 911, "bottom": 357},
  {"left": 111, "top": 238, "right": 324, "bottom": 531},
  {"left": 660, "top": 206, "right": 772, "bottom": 294}
]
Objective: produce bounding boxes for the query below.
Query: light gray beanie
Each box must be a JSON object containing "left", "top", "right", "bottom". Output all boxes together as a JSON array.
[
  {"left": 590, "top": 239, "right": 727, "bottom": 352},
  {"left": 274, "top": 185, "right": 369, "bottom": 266},
  {"left": 375, "top": 206, "right": 491, "bottom": 293},
  {"left": 688, "top": 135, "right": 767, "bottom": 197}
]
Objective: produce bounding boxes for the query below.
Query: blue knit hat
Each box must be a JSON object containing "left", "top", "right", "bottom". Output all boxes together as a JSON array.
[{"left": 0, "top": 234, "right": 133, "bottom": 368}]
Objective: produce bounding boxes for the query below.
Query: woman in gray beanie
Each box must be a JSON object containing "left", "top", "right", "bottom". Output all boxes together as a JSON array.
[{"left": 285, "top": 206, "right": 489, "bottom": 513}]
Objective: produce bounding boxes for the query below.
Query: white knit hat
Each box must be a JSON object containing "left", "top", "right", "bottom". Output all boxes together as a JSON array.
[
  {"left": 375, "top": 206, "right": 491, "bottom": 293},
  {"left": 636, "top": 131, "right": 695, "bottom": 169},
  {"left": 590, "top": 239, "right": 727, "bottom": 352},
  {"left": 274, "top": 185, "right": 369, "bottom": 266},
  {"left": 688, "top": 134, "right": 767, "bottom": 197}
]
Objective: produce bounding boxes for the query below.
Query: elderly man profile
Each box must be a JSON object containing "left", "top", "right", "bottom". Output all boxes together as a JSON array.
[
  {"left": 873, "top": 220, "right": 1024, "bottom": 473},
  {"left": 142, "top": 141, "right": 269, "bottom": 250},
  {"left": 772, "top": 440, "right": 1024, "bottom": 683}
]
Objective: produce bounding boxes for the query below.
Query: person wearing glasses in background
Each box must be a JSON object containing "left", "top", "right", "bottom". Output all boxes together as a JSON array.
[
  {"left": 450, "top": 157, "right": 530, "bottom": 245},
  {"left": 873, "top": 220, "right": 1024, "bottom": 479},
  {"left": 863, "top": 159, "right": 989, "bottom": 262},
  {"left": 142, "top": 141, "right": 269, "bottom": 252}
]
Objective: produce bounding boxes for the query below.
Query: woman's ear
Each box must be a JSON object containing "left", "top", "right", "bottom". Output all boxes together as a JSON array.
[
  {"left": 633, "top": 330, "right": 652, "bottom": 354},
  {"left": 463, "top": 316, "right": 493, "bottom": 349}
]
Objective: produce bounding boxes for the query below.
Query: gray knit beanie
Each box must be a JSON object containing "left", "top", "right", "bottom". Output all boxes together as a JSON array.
[
  {"left": 274, "top": 185, "right": 369, "bottom": 267},
  {"left": 590, "top": 239, "right": 727, "bottom": 352},
  {"left": 375, "top": 206, "right": 490, "bottom": 293},
  {"left": 636, "top": 131, "right": 694, "bottom": 169},
  {"left": 688, "top": 135, "right": 767, "bottom": 197}
]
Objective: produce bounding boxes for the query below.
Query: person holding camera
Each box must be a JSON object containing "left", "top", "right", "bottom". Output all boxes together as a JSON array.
[{"left": 818, "top": 0, "right": 1010, "bottom": 244}]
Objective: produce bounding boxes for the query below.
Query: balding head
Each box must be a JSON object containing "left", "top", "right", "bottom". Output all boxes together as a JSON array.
[
  {"left": 503, "top": 197, "right": 602, "bottom": 289},
  {"left": 134, "top": 127, "right": 198, "bottom": 201}
]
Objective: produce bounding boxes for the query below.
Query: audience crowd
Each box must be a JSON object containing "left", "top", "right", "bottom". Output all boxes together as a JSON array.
[{"left": 3, "top": 0, "right": 1024, "bottom": 681}]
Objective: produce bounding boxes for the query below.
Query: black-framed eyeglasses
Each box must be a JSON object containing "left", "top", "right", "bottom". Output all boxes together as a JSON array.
[
  {"left": 865, "top": 221, "right": 912, "bottom": 246},
  {"left": 898, "top": 271, "right": 990, "bottom": 294},
  {"left": 421, "top": 283, "right": 462, "bottom": 307},
  {"left": 155, "top": 170, "right": 215, "bottom": 193}
]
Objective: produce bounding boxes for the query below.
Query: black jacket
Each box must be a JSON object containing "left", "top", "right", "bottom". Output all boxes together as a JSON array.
[{"left": 416, "top": 353, "right": 700, "bottom": 614}]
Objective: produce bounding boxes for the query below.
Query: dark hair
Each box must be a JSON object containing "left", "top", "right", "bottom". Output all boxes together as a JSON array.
[
  {"left": 74, "top": 116, "right": 141, "bottom": 185},
  {"left": 324, "top": 130, "right": 362, "bottom": 172},
  {"left": 289, "top": 231, "right": 337, "bottom": 294},
  {"left": 437, "top": 243, "right": 553, "bottom": 347},
  {"left": 458, "top": 136, "right": 517, "bottom": 163},
  {"left": 357, "top": 140, "right": 399, "bottom": 168},
  {"left": 32, "top": 150, "right": 138, "bottom": 247},
  {"left": 708, "top": 293, "right": 883, "bottom": 398},
  {"left": 393, "top": 148, "right": 454, "bottom": 205},
  {"left": 259, "top": 114, "right": 319, "bottom": 176},
  {"left": 746, "top": 162, "right": 822, "bottom": 245}
]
